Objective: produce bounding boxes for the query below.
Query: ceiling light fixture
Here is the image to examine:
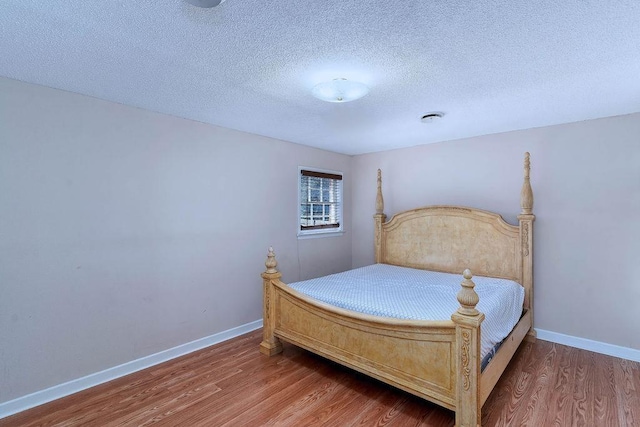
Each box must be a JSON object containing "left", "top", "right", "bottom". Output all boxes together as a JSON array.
[
  {"left": 184, "top": 0, "right": 226, "bottom": 7},
  {"left": 312, "top": 78, "right": 369, "bottom": 103},
  {"left": 420, "top": 112, "right": 444, "bottom": 123}
]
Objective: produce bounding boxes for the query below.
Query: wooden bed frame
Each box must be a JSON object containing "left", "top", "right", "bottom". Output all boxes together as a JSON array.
[{"left": 260, "top": 153, "right": 535, "bottom": 427}]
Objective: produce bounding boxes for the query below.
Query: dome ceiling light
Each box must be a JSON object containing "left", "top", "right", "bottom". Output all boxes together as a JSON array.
[{"left": 312, "top": 78, "right": 369, "bottom": 103}]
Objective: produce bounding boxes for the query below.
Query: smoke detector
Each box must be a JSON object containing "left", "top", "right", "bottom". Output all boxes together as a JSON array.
[
  {"left": 420, "top": 112, "right": 444, "bottom": 123},
  {"left": 185, "top": 0, "right": 226, "bottom": 7}
]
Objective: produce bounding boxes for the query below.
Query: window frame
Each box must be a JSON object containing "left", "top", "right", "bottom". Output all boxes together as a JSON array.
[{"left": 297, "top": 166, "right": 344, "bottom": 238}]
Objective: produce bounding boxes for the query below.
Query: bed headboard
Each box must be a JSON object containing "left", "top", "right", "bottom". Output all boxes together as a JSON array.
[{"left": 373, "top": 153, "right": 535, "bottom": 313}]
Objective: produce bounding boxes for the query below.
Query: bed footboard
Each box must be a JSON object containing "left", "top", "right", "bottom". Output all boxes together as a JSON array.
[{"left": 260, "top": 249, "right": 488, "bottom": 426}]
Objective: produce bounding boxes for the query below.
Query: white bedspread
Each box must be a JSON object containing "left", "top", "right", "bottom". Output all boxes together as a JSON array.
[{"left": 288, "top": 263, "right": 524, "bottom": 359}]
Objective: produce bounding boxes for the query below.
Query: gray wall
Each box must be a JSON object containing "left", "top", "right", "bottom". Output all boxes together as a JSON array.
[
  {"left": 2, "top": 74, "right": 638, "bottom": 406},
  {"left": 352, "top": 113, "right": 640, "bottom": 351},
  {"left": 0, "top": 77, "right": 352, "bottom": 403}
]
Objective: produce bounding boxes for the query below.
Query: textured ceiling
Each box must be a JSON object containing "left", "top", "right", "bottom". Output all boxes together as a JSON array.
[{"left": 1, "top": 1, "right": 639, "bottom": 155}]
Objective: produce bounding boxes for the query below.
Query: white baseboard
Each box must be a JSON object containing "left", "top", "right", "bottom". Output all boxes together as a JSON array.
[
  {"left": 0, "top": 319, "right": 263, "bottom": 420},
  {"left": 536, "top": 328, "right": 640, "bottom": 363}
]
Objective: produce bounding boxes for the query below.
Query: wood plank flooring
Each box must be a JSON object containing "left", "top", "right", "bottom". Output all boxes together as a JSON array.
[{"left": 2, "top": 330, "right": 638, "bottom": 426}]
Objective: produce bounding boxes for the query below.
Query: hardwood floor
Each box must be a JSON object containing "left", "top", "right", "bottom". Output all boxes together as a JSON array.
[{"left": 2, "top": 330, "right": 638, "bottom": 426}]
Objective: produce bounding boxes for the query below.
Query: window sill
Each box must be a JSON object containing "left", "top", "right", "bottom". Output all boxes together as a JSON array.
[{"left": 297, "top": 230, "right": 345, "bottom": 240}]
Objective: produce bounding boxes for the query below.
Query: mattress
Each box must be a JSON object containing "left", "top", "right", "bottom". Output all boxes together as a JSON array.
[{"left": 288, "top": 263, "right": 525, "bottom": 360}]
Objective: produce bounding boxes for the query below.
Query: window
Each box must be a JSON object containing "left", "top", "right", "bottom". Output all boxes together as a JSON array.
[{"left": 298, "top": 168, "right": 343, "bottom": 236}]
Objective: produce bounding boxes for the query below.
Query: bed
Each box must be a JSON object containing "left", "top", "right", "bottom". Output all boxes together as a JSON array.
[{"left": 260, "top": 153, "right": 535, "bottom": 427}]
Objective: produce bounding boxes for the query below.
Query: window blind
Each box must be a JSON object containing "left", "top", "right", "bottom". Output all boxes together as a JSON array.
[{"left": 300, "top": 169, "right": 342, "bottom": 231}]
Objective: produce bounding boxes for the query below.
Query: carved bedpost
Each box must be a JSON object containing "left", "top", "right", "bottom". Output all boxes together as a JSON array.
[
  {"left": 517, "top": 152, "right": 536, "bottom": 341},
  {"left": 373, "top": 169, "right": 387, "bottom": 263},
  {"left": 451, "top": 269, "right": 485, "bottom": 427},
  {"left": 260, "top": 247, "right": 283, "bottom": 356}
]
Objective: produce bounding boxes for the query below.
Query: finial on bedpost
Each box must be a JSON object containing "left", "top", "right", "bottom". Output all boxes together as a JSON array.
[
  {"left": 265, "top": 246, "right": 278, "bottom": 273},
  {"left": 374, "top": 169, "right": 387, "bottom": 263},
  {"left": 376, "top": 169, "right": 384, "bottom": 215},
  {"left": 260, "top": 247, "right": 283, "bottom": 356},
  {"left": 456, "top": 269, "right": 480, "bottom": 316},
  {"left": 451, "top": 269, "right": 484, "bottom": 426},
  {"left": 518, "top": 153, "right": 536, "bottom": 341},
  {"left": 520, "top": 152, "right": 534, "bottom": 215}
]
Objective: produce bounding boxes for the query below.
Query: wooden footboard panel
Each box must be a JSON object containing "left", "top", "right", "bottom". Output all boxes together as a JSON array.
[{"left": 271, "top": 280, "right": 458, "bottom": 410}]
